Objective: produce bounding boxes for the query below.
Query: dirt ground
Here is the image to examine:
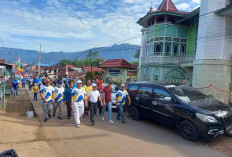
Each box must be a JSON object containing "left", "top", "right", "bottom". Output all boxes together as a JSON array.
[
  {"left": 5, "top": 88, "right": 35, "bottom": 117},
  {"left": 0, "top": 88, "right": 59, "bottom": 157},
  {"left": 201, "top": 134, "right": 232, "bottom": 156}
]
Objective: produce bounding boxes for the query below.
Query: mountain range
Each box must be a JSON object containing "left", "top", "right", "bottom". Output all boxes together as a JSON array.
[{"left": 0, "top": 44, "right": 140, "bottom": 65}]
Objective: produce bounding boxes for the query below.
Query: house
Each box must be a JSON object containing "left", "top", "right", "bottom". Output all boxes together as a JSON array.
[
  {"left": 82, "top": 66, "right": 102, "bottom": 73},
  {"left": 31, "top": 64, "right": 84, "bottom": 79},
  {"left": 137, "top": 0, "right": 199, "bottom": 85},
  {"left": 99, "top": 59, "right": 136, "bottom": 84},
  {"left": 0, "top": 58, "right": 13, "bottom": 81},
  {"left": 137, "top": 0, "right": 232, "bottom": 91}
]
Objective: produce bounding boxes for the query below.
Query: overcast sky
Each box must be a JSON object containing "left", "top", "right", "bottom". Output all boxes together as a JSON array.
[{"left": 0, "top": 0, "right": 200, "bottom": 52}]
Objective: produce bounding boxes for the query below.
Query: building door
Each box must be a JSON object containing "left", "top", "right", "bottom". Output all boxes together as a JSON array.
[
  {"left": 153, "top": 68, "right": 160, "bottom": 82},
  {"left": 164, "top": 69, "right": 186, "bottom": 84}
]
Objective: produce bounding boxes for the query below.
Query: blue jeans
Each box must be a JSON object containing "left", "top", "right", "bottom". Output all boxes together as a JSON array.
[
  {"left": 101, "top": 102, "right": 112, "bottom": 121},
  {"left": 117, "top": 104, "right": 125, "bottom": 122},
  {"left": 11, "top": 88, "right": 18, "bottom": 96}
]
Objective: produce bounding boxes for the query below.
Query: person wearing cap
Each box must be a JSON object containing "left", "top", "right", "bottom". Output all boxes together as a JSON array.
[
  {"left": 39, "top": 78, "right": 55, "bottom": 122},
  {"left": 53, "top": 80, "right": 65, "bottom": 120},
  {"left": 32, "top": 83, "right": 39, "bottom": 101},
  {"left": 71, "top": 79, "right": 87, "bottom": 128},
  {"left": 102, "top": 80, "right": 114, "bottom": 124},
  {"left": 87, "top": 83, "right": 103, "bottom": 126},
  {"left": 11, "top": 77, "right": 19, "bottom": 96},
  {"left": 83, "top": 79, "right": 92, "bottom": 117},
  {"left": 116, "top": 83, "right": 131, "bottom": 123}
]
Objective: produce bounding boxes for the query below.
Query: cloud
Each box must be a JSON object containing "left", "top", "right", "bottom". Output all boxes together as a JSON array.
[
  {"left": 176, "top": 3, "right": 190, "bottom": 11},
  {"left": 0, "top": 0, "right": 200, "bottom": 52},
  {"left": 20, "top": 0, "right": 30, "bottom": 3}
]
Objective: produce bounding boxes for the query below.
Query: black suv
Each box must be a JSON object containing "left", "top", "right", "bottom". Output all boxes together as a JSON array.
[{"left": 127, "top": 82, "right": 232, "bottom": 141}]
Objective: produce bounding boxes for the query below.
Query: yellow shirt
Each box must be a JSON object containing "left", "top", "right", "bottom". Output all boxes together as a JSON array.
[
  {"left": 32, "top": 86, "right": 39, "bottom": 93},
  {"left": 83, "top": 85, "right": 92, "bottom": 98}
]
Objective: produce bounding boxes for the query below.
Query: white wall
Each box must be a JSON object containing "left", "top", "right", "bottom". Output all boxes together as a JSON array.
[{"left": 196, "top": 0, "right": 231, "bottom": 60}]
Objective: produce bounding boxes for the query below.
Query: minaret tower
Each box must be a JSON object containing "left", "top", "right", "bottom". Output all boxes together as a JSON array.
[{"left": 193, "top": 0, "right": 232, "bottom": 90}]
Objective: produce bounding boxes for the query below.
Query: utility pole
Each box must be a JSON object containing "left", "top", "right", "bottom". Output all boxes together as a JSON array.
[
  {"left": 38, "top": 44, "right": 41, "bottom": 76},
  {"left": 8, "top": 52, "right": 11, "bottom": 63},
  {"left": 89, "top": 49, "right": 93, "bottom": 80},
  {"left": 3, "top": 66, "right": 6, "bottom": 114}
]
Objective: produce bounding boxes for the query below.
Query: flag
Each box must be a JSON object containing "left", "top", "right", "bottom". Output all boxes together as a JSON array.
[
  {"left": 99, "top": 59, "right": 102, "bottom": 65},
  {"left": 17, "top": 56, "right": 21, "bottom": 67},
  {"left": 17, "top": 55, "right": 21, "bottom": 75}
]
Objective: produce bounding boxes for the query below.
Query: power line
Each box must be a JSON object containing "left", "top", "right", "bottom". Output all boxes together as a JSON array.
[{"left": 0, "top": 38, "right": 11, "bottom": 63}]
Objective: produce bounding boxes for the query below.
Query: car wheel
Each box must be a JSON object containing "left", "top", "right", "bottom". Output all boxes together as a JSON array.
[
  {"left": 129, "top": 106, "right": 140, "bottom": 120},
  {"left": 179, "top": 120, "right": 198, "bottom": 141}
]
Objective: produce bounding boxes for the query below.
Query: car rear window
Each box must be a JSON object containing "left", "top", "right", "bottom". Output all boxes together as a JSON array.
[{"left": 128, "top": 85, "right": 139, "bottom": 96}]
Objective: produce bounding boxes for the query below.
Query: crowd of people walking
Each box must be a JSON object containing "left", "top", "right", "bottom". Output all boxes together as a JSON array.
[{"left": 37, "top": 77, "right": 131, "bottom": 128}]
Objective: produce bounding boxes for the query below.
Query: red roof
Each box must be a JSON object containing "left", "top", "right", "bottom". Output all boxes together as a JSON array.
[
  {"left": 99, "top": 59, "right": 136, "bottom": 69},
  {"left": 158, "top": 0, "right": 178, "bottom": 12},
  {"left": 149, "top": 0, "right": 188, "bottom": 15},
  {"left": 0, "top": 58, "right": 4, "bottom": 63},
  {"left": 83, "top": 66, "right": 102, "bottom": 72}
]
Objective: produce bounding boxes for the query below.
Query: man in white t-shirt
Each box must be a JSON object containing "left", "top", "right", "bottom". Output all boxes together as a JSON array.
[
  {"left": 71, "top": 80, "right": 87, "bottom": 128},
  {"left": 88, "top": 83, "right": 103, "bottom": 126}
]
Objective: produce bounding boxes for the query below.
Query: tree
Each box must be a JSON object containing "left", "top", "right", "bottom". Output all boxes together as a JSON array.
[
  {"left": 92, "top": 58, "right": 104, "bottom": 66},
  {"left": 57, "top": 59, "right": 72, "bottom": 66},
  {"left": 56, "top": 58, "right": 104, "bottom": 68},
  {"left": 131, "top": 61, "right": 138, "bottom": 66},
  {"left": 87, "top": 51, "right": 100, "bottom": 60}
]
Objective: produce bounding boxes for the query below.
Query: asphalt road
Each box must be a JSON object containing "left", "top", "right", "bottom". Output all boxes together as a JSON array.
[{"left": 27, "top": 90, "right": 227, "bottom": 157}]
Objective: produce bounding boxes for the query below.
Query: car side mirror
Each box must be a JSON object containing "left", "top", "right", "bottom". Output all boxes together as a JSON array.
[{"left": 164, "top": 97, "right": 172, "bottom": 102}]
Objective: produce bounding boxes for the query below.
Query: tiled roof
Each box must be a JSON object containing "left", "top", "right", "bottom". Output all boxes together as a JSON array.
[
  {"left": 152, "top": 0, "right": 188, "bottom": 14},
  {"left": 99, "top": 59, "right": 136, "bottom": 69},
  {"left": 158, "top": 0, "right": 178, "bottom": 12},
  {"left": 0, "top": 58, "right": 4, "bottom": 63},
  {"left": 82, "top": 66, "right": 102, "bottom": 72}
]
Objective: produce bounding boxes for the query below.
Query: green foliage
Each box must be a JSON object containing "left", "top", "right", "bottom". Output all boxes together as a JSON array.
[
  {"left": 87, "top": 51, "right": 100, "bottom": 60},
  {"left": 57, "top": 59, "right": 72, "bottom": 66},
  {"left": 131, "top": 61, "right": 138, "bottom": 66},
  {"left": 57, "top": 56, "right": 104, "bottom": 68}
]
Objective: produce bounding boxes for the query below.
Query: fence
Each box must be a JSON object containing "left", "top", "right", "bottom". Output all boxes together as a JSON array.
[
  {"left": 196, "top": 83, "right": 232, "bottom": 105},
  {"left": 0, "top": 66, "right": 6, "bottom": 112}
]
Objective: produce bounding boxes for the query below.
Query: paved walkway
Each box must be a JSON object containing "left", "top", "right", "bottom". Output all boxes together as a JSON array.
[{"left": 26, "top": 88, "right": 228, "bottom": 157}]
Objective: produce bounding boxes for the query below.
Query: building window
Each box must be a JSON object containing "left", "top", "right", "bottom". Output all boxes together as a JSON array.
[
  {"left": 157, "top": 16, "right": 164, "bottom": 23},
  {"left": 168, "top": 17, "right": 175, "bottom": 24},
  {"left": 173, "top": 43, "right": 179, "bottom": 56},
  {"left": 165, "top": 42, "right": 171, "bottom": 55},
  {"left": 180, "top": 44, "right": 186, "bottom": 56},
  {"left": 144, "top": 47, "right": 147, "bottom": 56},
  {"left": 144, "top": 68, "right": 150, "bottom": 81},
  {"left": 152, "top": 18, "right": 155, "bottom": 25},
  {"left": 154, "top": 42, "right": 163, "bottom": 55}
]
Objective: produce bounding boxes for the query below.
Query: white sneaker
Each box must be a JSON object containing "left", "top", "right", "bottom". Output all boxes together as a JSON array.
[
  {"left": 76, "top": 124, "right": 80, "bottom": 128},
  {"left": 108, "top": 120, "right": 114, "bottom": 124},
  {"left": 101, "top": 117, "right": 105, "bottom": 121}
]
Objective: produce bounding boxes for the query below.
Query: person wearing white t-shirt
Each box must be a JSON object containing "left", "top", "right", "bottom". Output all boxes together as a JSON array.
[
  {"left": 71, "top": 80, "right": 87, "bottom": 128},
  {"left": 87, "top": 83, "right": 103, "bottom": 126}
]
